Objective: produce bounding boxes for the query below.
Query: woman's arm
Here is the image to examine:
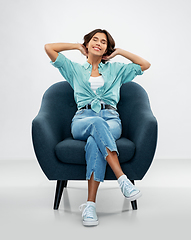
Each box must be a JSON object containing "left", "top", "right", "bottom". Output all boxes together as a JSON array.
[
  {"left": 44, "top": 43, "right": 87, "bottom": 62},
  {"left": 103, "top": 48, "right": 151, "bottom": 71}
]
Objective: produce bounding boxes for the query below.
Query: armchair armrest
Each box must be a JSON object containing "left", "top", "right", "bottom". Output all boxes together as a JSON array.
[
  {"left": 32, "top": 111, "right": 66, "bottom": 179},
  {"left": 117, "top": 82, "right": 158, "bottom": 179},
  {"left": 127, "top": 108, "right": 158, "bottom": 179},
  {"left": 32, "top": 81, "right": 77, "bottom": 180}
]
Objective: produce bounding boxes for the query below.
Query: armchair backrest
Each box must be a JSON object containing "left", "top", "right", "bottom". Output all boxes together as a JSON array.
[
  {"left": 39, "top": 81, "right": 152, "bottom": 139},
  {"left": 39, "top": 81, "right": 77, "bottom": 139},
  {"left": 118, "top": 81, "right": 152, "bottom": 138}
]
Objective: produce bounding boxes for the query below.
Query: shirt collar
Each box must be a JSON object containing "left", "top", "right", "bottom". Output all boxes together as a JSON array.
[
  {"left": 82, "top": 61, "right": 105, "bottom": 69},
  {"left": 82, "top": 61, "right": 91, "bottom": 69}
]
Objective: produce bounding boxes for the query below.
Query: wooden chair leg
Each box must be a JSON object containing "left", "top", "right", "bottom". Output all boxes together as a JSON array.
[
  {"left": 130, "top": 180, "right": 138, "bottom": 210},
  {"left": 53, "top": 180, "right": 68, "bottom": 210}
]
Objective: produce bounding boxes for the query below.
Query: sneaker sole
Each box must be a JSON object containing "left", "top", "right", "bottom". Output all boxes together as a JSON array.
[
  {"left": 83, "top": 220, "right": 99, "bottom": 226},
  {"left": 125, "top": 191, "right": 142, "bottom": 201}
]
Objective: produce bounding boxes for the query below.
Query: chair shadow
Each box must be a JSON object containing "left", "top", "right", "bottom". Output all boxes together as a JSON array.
[{"left": 56, "top": 185, "right": 132, "bottom": 216}]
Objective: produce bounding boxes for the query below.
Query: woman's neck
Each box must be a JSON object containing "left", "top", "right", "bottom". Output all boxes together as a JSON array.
[{"left": 87, "top": 54, "right": 102, "bottom": 71}]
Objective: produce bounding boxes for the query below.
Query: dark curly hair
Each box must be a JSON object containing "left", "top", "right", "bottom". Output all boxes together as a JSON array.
[{"left": 82, "top": 29, "right": 115, "bottom": 63}]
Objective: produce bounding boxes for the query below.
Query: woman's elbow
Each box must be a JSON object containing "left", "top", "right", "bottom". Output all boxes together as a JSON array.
[
  {"left": 141, "top": 61, "right": 151, "bottom": 71},
  {"left": 44, "top": 43, "right": 52, "bottom": 53},
  {"left": 44, "top": 44, "right": 58, "bottom": 62}
]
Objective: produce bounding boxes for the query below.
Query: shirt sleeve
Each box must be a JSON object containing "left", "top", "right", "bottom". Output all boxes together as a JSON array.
[
  {"left": 50, "top": 52, "right": 75, "bottom": 87},
  {"left": 119, "top": 62, "right": 144, "bottom": 84}
]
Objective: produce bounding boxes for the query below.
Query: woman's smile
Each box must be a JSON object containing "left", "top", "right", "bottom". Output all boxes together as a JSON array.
[{"left": 93, "top": 46, "right": 101, "bottom": 51}]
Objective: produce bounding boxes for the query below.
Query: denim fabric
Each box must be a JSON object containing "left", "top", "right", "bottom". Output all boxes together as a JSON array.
[{"left": 71, "top": 108, "right": 122, "bottom": 182}]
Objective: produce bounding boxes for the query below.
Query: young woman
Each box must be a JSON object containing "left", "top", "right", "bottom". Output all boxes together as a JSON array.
[{"left": 45, "top": 29, "right": 151, "bottom": 227}]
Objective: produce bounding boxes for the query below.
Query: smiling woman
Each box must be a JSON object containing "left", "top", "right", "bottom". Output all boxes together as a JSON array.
[
  {"left": 44, "top": 28, "right": 150, "bottom": 226},
  {"left": 82, "top": 29, "right": 116, "bottom": 64}
]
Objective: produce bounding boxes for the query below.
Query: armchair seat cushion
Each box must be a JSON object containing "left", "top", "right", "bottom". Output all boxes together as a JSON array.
[{"left": 55, "top": 137, "right": 135, "bottom": 165}]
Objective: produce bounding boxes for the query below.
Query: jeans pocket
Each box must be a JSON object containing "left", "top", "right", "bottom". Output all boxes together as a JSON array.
[
  {"left": 75, "top": 109, "right": 85, "bottom": 116},
  {"left": 72, "top": 109, "right": 86, "bottom": 122},
  {"left": 107, "top": 109, "right": 119, "bottom": 116}
]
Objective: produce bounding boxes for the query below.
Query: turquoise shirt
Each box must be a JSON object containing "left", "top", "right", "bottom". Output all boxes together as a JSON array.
[{"left": 51, "top": 52, "right": 143, "bottom": 113}]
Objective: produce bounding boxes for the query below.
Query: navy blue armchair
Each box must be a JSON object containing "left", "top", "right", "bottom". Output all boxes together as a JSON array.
[{"left": 32, "top": 81, "right": 157, "bottom": 210}]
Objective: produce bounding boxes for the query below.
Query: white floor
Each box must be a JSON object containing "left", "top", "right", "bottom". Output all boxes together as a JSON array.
[{"left": 0, "top": 159, "right": 191, "bottom": 240}]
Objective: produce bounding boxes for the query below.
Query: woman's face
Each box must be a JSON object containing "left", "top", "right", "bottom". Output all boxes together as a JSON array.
[{"left": 86, "top": 32, "right": 108, "bottom": 57}]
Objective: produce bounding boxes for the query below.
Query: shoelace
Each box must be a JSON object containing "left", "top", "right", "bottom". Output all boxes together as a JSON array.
[
  {"left": 119, "top": 180, "right": 135, "bottom": 194},
  {"left": 79, "top": 204, "right": 94, "bottom": 218}
]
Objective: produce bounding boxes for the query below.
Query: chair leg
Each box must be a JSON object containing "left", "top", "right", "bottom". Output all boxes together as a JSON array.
[
  {"left": 130, "top": 180, "right": 138, "bottom": 210},
  {"left": 53, "top": 180, "right": 68, "bottom": 210},
  {"left": 131, "top": 200, "right": 138, "bottom": 210}
]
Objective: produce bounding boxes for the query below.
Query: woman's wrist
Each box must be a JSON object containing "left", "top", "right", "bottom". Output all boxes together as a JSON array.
[
  {"left": 115, "top": 48, "right": 121, "bottom": 56},
  {"left": 75, "top": 43, "right": 82, "bottom": 51},
  {"left": 78, "top": 43, "right": 88, "bottom": 57}
]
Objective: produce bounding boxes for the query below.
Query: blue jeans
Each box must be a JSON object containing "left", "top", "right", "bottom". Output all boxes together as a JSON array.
[{"left": 71, "top": 108, "right": 122, "bottom": 182}]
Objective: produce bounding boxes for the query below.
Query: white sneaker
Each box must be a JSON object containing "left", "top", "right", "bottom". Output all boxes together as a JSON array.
[
  {"left": 79, "top": 202, "right": 99, "bottom": 226},
  {"left": 118, "top": 175, "right": 142, "bottom": 201}
]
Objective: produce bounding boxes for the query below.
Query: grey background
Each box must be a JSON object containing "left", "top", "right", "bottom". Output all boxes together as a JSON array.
[{"left": 1, "top": 0, "right": 191, "bottom": 160}]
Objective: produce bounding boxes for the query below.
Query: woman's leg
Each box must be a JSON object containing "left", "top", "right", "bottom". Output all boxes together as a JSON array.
[
  {"left": 72, "top": 109, "right": 128, "bottom": 199},
  {"left": 85, "top": 136, "right": 107, "bottom": 182},
  {"left": 86, "top": 147, "right": 125, "bottom": 204},
  {"left": 105, "top": 148, "right": 124, "bottom": 179},
  {"left": 103, "top": 110, "right": 124, "bottom": 179},
  {"left": 104, "top": 114, "right": 141, "bottom": 200},
  {"left": 85, "top": 136, "right": 107, "bottom": 202},
  {"left": 105, "top": 148, "right": 141, "bottom": 202},
  {"left": 87, "top": 173, "right": 100, "bottom": 202}
]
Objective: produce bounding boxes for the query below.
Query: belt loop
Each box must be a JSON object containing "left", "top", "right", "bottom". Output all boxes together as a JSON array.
[
  {"left": 86, "top": 104, "right": 88, "bottom": 109},
  {"left": 102, "top": 103, "right": 105, "bottom": 109}
]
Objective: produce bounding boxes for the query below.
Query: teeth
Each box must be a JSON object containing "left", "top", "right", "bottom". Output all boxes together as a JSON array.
[{"left": 94, "top": 47, "right": 100, "bottom": 51}]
